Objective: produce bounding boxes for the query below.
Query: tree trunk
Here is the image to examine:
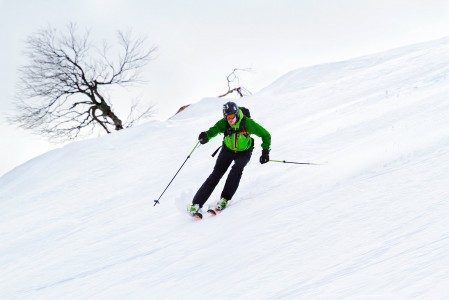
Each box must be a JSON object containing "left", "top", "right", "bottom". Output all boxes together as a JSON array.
[{"left": 99, "top": 102, "right": 123, "bottom": 131}]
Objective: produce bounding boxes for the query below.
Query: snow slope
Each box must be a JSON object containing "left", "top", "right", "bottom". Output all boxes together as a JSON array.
[{"left": 1, "top": 37, "right": 449, "bottom": 299}]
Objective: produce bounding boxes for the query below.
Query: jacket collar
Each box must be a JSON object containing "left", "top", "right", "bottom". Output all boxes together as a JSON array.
[{"left": 230, "top": 109, "right": 244, "bottom": 129}]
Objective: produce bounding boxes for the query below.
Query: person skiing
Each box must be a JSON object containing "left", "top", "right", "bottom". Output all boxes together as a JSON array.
[{"left": 188, "top": 101, "right": 271, "bottom": 219}]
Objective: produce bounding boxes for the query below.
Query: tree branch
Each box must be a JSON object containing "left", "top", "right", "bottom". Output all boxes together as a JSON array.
[{"left": 10, "top": 24, "right": 157, "bottom": 143}]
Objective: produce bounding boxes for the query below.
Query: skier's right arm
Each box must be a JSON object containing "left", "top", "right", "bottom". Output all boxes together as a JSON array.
[
  {"left": 198, "top": 132, "right": 208, "bottom": 144},
  {"left": 202, "top": 119, "right": 227, "bottom": 142}
]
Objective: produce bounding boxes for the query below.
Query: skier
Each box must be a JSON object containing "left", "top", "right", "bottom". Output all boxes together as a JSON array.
[{"left": 188, "top": 101, "right": 271, "bottom": 219}]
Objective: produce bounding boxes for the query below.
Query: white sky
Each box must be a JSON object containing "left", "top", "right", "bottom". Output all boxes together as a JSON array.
[{"left": 1, "top": 0, "right": 449, "bottom": 176}]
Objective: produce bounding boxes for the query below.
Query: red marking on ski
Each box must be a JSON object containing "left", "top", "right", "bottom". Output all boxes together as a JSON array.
[{"left": 193, "top": 213, "right": 203, "bottom": 220}]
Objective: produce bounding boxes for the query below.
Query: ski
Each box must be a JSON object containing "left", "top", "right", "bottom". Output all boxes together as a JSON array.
[
  {"left": 189, "top": 209, "right": 218, "bottom": 220},
  {"left": 207, "top": 209, "right": 217, "bottom": 216},
  {"left": 207, "top": 206, "right": 227, "bottom": 216},
  {"left": 192, "top": 212, "right": 203, "bottom": 220},
  {"left": 187, "top": 203, "right": 228, "bottom": 220}
]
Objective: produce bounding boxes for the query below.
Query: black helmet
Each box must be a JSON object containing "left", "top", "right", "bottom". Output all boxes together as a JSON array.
[{"left": 223, "top": 101, "right": 239, "bottom": 117}]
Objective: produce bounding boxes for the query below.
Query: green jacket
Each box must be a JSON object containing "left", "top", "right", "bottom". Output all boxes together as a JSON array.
[{"left": 205, "top": 109, "right": 271, "bottom": 152}]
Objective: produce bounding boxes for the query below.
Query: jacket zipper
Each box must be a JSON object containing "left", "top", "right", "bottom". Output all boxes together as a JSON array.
[{"left": 234, "top": 132, "right": 238, "bottom": 152}]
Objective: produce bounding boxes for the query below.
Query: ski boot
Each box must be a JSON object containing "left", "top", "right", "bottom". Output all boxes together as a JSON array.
[
  {"left": 188, "top": 204, "right": 203, "bottom": 220},
  {"left": 207, "top": 198, "right": 228, "bottom": 216}
]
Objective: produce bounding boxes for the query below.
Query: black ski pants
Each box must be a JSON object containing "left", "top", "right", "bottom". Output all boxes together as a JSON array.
[{"left": 192, "top": 148, "right": 252, "bottom": 207}]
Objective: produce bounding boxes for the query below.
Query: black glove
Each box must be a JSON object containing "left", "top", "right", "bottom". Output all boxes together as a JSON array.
[
  {"left": 198, "top": 132, "right": 208, "bottom": 144},
  {"left": 259, "top": 149, "right": 270, "bottom": 164}
]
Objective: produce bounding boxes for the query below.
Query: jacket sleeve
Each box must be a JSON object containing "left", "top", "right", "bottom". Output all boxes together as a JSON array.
[
  {"left": 205, "top": 119, "right": 227, "bottom": 140},
  {"left": 246, "top": 118, "right": 271, "bottom": 150}
]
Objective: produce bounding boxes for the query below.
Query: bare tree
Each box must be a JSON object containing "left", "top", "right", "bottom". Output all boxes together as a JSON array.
[
  {"left": 10, "top": 24, "right": 157, "bottom": 142},
  {"left": 218, "top": 68, "right": 252, "bottom": 98}
]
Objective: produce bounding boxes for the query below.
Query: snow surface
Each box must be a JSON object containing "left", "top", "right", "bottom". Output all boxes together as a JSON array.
[{"left": 1, "top": 37, "right": 449, "bottom": 299}]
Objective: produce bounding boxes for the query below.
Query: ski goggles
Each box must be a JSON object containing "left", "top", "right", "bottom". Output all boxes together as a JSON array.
[{"left": 225, "top": 113, "right": 237, "bottom": 120}]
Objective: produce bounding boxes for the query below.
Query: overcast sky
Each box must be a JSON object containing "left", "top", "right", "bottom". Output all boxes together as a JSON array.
[{"left": 1, "top": 0, "right": 449, "bottom": 176}]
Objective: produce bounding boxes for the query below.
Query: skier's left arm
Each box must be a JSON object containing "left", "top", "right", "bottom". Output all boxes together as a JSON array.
[
  {"left": 247, "top": 119, "right": 271, "bottom": 164},
  {"left": 247, "top": 118, "right": 271, "bottom": 150}
]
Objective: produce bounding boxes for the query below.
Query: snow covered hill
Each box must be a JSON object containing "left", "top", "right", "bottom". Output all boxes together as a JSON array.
[{"left": 1, "top": 37, "right": 449, "bottom": 299}]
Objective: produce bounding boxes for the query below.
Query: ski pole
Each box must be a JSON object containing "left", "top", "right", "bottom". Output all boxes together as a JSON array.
[
  {"left": 269, "top": 159, "right": 321, "bottom": 165},
  {"left": 154, "top": 141, "right": 200, "bottom": 206}
]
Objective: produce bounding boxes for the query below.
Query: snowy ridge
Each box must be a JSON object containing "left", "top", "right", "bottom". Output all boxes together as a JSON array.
[{"left": 1, "top": 37, "right": 449, "bottom": 299}]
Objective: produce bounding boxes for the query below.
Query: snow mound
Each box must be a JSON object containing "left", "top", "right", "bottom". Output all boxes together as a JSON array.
[{"left": 1, "top": 37, "right": 449, "bottom": 299}]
